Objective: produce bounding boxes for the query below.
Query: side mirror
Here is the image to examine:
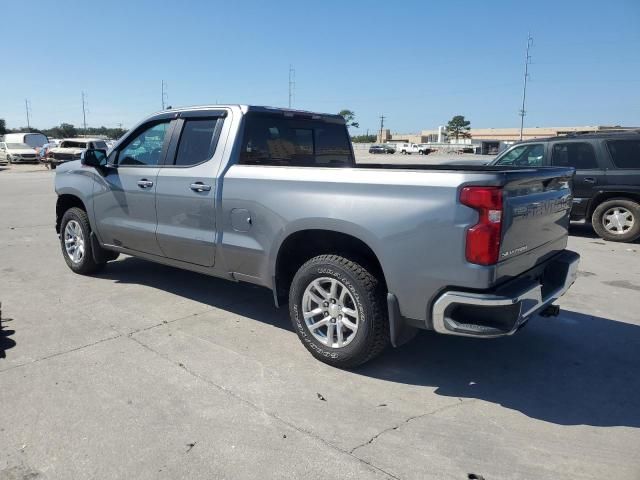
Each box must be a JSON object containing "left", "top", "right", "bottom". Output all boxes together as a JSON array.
[{"left": 81, "top": 148, "right": 107, "bottom": 168}]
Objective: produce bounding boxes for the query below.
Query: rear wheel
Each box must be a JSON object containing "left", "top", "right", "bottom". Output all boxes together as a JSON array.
[
  {"left": 592, "top": 198, "right": 640, "bottom": 242},
  {"left": 289, "top": 255, "right": 389, "bottom": 368},
  {"left": 60, "top": 207, "right": 106, "bottom": 274}
]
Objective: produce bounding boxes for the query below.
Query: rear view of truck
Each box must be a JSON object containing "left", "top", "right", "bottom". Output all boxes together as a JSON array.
[{"left": 429, "top": 166, "right": 579, "bottom": 338}]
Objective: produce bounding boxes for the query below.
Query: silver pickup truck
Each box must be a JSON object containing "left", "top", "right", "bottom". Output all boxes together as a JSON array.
[{"left": 55, "top": 105, "right": 579, "bottom": 368}]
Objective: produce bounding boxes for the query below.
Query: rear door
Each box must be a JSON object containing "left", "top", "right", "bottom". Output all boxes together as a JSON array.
[
  {"left": 154, "top": 110, "right": 227, "bottom": 267},
  {"left": 93, "top": 118, "right": 174, "bottom": 255},
  {"left": 549, "top": 140, "right": 604, "bottom": 219},
  {"left": 603, "top": 138, "right": 640, "bottom": 192}
]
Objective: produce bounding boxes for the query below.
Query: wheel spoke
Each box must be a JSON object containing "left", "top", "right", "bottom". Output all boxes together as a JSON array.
[
  {"left": 325, "top": 323, "right": 334, "bottom": 346},
  {"left": 341, "top": 317, "right": 357, "bottom": 331},
  {"left": 338, "top": 286, "right": 347, "bottom": 304},
  {"left": 307, "top": 291, "right": 325, "bottom": 306},
  {"left": 312, "top": 281, "right": 330, "bottom": 299},
  {"left": 336, "top": 322, "right": 344, "bottom": 347},
  {"left": 329, "top": 279, "right": 338, "bottom": 299},
  {"left": 342, "top": 307, "right": 357, "bottom": 318},
  {"left": 309, "top": 318, "right": 329, "bottom": 331},
  {"left": 304, "top": 307, "right": 324, "bottom": 320}
]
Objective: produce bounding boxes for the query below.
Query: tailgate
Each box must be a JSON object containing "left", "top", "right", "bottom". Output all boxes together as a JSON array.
[{"left": 499, "top": 167, "right": 574, "bottom": 267}]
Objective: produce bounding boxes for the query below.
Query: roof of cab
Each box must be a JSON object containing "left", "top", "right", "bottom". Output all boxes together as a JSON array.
[{"left": 148, "top": 104, "right": 345, "bottom": 122}]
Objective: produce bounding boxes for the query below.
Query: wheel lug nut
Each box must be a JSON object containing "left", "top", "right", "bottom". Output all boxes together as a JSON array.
[{"left": 323, "top": 302, "right": 329, "bottom": 307}]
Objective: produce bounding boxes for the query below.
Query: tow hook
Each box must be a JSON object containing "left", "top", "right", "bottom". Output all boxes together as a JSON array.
[{"left": 539, "top": 304, "right": 560, "bottom": 318}]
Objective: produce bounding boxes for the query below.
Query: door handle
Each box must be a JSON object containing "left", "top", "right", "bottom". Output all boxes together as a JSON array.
[
  {"left": 137, "top": 179, "right": 154, "bottom": 189},
  {"left": 583, "top": 177, "right": 596, "bottom": 184},
  {"left": 190, "top": 182, "right": 212, "bottom": 192}
]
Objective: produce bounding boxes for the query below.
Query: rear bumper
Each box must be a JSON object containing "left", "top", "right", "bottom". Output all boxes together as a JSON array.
[{"left": 431, "top": 250, "right": 580, "bottom": 338}]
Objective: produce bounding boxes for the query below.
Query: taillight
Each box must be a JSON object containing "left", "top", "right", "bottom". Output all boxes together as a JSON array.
[{"left": 460, "top": 186, "right": 503, "bottom": 265}]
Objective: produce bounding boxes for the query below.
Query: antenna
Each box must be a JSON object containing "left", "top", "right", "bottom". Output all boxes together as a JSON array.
[
  {"left": 161, "top": 80, "right": 168, "bottom": 110},
  {"left": 81, "top": 92, "right": 88, "bottom": 134},
  {"left": 519, "top": 33, "right": 533, "bottom": 141},
  {"left": 379, "top": 115, "right": 386, "bottom": 143},
  {"left": 25, "top": 99, "right": 31, "bottom": 129},
  {"left": 288, "top": 65, "right": 295, "bottom": 108}
]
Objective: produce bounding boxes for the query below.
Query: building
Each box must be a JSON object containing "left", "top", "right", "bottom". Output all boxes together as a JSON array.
[{"left": 379, "top": 125, "right": 639, "bottom": 154}]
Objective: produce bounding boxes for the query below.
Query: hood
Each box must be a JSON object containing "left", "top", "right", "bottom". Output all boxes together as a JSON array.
[
  {"left": 54, "top": 159, "right": 82, "bottom": 174},
  {"left": 7, "top": 148, "right": 38, "bottom": 155},
  {"left": 50, "top": 147, "right": 86, "bottom": 154}
]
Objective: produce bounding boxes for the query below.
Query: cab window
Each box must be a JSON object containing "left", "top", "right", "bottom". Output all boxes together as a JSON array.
[{"left": 494, "top": 143, "right": 545, "bottom": 167}]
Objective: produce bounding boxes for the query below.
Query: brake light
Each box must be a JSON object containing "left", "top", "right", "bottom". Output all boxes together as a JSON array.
[{"left": 460, "top": 186, "right": 503, "bottom": 265}]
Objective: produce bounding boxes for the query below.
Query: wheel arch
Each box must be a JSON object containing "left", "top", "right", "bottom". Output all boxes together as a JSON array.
[
  {"left": 272, "top": 227, "right": 387, "bottom": 308},
  {"left": 587, "top": 191, "right": 640, "bottom": 219},
  {"left": 56, "top": 193, "right": 87, "bottom": 234}
]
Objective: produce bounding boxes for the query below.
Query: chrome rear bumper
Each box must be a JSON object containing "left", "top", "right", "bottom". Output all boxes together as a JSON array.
[{"left": 432, "top": 250, "right": 580, "bottom": 338}]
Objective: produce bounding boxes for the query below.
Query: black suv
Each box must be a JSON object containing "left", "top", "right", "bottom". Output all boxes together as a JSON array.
[{"left": 491, "top": 132, "right": 640, "bottom": 242}]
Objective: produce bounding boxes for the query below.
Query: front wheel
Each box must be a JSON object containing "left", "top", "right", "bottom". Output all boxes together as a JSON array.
[
  {"left": 592, "top": 198, "right": 640, "bottom": 242},
  {"left": 289, "top": 255, "right": 389, "bottom": 368},
  {"left": 60, "top": 207, "right": 106, "bottom": 274}
]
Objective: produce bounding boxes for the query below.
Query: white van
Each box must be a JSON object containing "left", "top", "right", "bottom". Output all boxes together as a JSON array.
[
  {"left": 2, "top": 132, "right": 49, "bottom": 151},
  {"left": 393, "top": 143, "right": 420, "bottom": 155}
]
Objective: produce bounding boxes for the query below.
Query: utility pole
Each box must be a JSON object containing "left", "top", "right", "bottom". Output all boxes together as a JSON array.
[
  {"left": 161, "top": 80, "right": 168, "bottom": 110},
  {"left": 288, "top": 65, "right": 295, "bottom": 108},
  {"left": 519, "top": 33, "right": 533, "bottom": 141},
  {"left": 25, "top": 99, "right": 31, "bottom": 129},
  {"left": 81, "top": 92, "right": 87, "bottom": 135},
  {"left": 379, "top": 115, "right": 386, "bottom": 143}
]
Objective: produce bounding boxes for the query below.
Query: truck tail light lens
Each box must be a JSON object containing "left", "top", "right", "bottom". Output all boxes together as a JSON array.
[{"left": 460, "top": 186, "right": 503, "bottom": 265}]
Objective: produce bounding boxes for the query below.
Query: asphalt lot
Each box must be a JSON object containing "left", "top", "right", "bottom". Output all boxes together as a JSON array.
[{"left": 1, "top": 163, "right": 639, "bottom": 480}]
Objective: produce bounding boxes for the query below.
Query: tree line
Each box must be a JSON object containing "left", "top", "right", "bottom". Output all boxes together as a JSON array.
[{"left": 0, "top": 119, "right": 127, "bottom": 140}]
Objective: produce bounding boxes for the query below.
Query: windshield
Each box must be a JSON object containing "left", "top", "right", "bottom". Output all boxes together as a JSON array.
[
  {"left": 493, "top": 143, "right": 545, "bottom": 167},
  {"left": 6, "top": 143, "right": 31, "bottom": 149},
  {"left": 60, "top": 141, "right": 88, "bottom": 149}
]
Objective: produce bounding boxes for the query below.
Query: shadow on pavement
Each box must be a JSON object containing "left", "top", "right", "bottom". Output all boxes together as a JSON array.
[
  {"left": 0, "top": 308, "right": 16, "bottom": 359},
  {"left": 359, "top": 310, "right": 640, "bottom": 428},
  {"left": 97, "top": 257, "right": 639, "bottom": 428}
]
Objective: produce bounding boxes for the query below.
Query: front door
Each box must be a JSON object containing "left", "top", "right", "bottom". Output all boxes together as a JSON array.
[
  {"left": 93, "top": 119, "right": 174, "bottom": 256},
  {"left": 154, "top": 112, "right": 225, "bottom": 266}
]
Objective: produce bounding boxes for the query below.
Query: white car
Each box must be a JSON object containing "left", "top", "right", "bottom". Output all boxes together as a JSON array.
[
  {"left": 395, "top": 143, "right": 420, "bottom": 155},
  {"left": 47, "top": 138, "right": 109, "bottom": 167},
  {"left": 0, "top": 141, "right": 39, "bottom": 164}
]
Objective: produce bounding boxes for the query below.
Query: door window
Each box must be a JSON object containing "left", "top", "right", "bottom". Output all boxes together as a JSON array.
[
  {"left": 118, "top": 121, "right": 171, "bottom": 166},
  {"left": 173, "top": 118, "right": 219, "bottom": 166},
  {"left": 551, "top": 142, "right": 598, "bottom": 169},
  {"left": 606, "top": 139, "right": 640, "bottom": 169},
  {"left": 494, "top": 143, "right": 545, "bottom": 167}
]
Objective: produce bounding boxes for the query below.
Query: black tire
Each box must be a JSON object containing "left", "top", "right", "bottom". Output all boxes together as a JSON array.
[
  {"left": 289, "top": 255, "right": 389, "bottom": 368},
  {"left": 591, "top": 198, "right": 640, "bottom": 243},
  {"left": 59, "top": 207, "right": 106, "bottom": 274}
]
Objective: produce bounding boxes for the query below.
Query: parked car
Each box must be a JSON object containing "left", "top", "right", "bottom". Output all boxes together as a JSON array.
[
  {"left": 368, "top": 144, "right": 395, "bottom": 154},
  {"left": 394, "top": 143, "right": 419, "bottom": 154},
  {"left": 0, "top": 142, "right": 39, "bottom": 164},
  {"left": 2, "top": 132, "right": 49, "bottom": 151},
  {"left": 55, "top": 105, "right": 579, "bottom": 368},
  {"left": 417, "top": 144, "right": 434, "bottom": 155},
  {"left": 47, "top": 138, "right": 109, "bottom": 168},
  {"left": 490, "top": 132, "right": 640, "bottom": 242}
]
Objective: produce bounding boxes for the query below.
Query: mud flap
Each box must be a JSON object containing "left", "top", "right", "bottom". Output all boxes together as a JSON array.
[{"left": 387, "top": 293, "right": 418, "bottom": 347}]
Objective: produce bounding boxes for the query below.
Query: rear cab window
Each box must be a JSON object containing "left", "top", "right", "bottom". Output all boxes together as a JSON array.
[
  {"left": 173, "top": 118, "right": 220, "bottom": 166},
  {"left": 551, "top": 142, "right": 599, "bottom": 169},
  {"left": 239, "top": 113, "right": 354, "bottom": 167},
  {"left": 493, "top": 143, "right": 545, "bottom": 167},
  {"left": 606, "top": 139, "right": 640, "bottom": 169}
]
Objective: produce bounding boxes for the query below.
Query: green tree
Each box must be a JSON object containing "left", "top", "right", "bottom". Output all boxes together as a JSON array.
[
  {"left": 0, "top": 119, "right": 6, "bottom": 136},
  {"left": 338, "top": 109, "right": 360, "bottom": 129},
  {"left": 351, "top": 134, "right": 377, "bottom": 143},
  {"left": 446, "top": 115, "right": 471, "bottom": 141}
]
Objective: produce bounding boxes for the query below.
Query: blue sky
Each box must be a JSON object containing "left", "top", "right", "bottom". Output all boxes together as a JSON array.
[{"left": 2, "top": 0, "right": 639, "bottom": 134}]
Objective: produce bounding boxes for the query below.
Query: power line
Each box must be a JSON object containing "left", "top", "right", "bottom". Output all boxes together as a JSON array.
[
  {"left": 379, "top": 115, "right": 386, "bottom": 142},
  {"left": 288, "top": 65, "right": 295, "bottom": 108},
  {"left": 519, "top": 33, "right": 533, "bottom": 141}
]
